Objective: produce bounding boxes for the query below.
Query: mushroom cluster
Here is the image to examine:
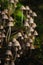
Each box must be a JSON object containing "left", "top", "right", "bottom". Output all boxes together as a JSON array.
[{"left": 0, "top": 0, "right": 38, "bottom": 65}]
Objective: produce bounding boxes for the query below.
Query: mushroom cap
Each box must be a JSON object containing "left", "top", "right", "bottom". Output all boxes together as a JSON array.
[
  {"left": 10, "top": 0, "right": 14, "bottom": 3},
  {"left": 29, "top": 10, "right": 32, "bottom": 13},
  {"left": 29, "top": 39, "right": 33, "bottom": 43},
  {"left": 30, "top": 17, "right": 34, "bottom": 24},
  {"left": 30, "top": 27, "right": 34, "bottom": 32},
  {"left": 1, "top": 11, "right": 5, "bottom": 15},
  {"left": 9, "top": 17, "right": 14, "bottom": 22},
  {"left": 26, "top": 42, "right": 30, "bottom": 47},
  {"left": 21, "top": 5, "right": 26, "bottom": 10},
  {"left": 27, "top": 15, "right": 30, "bottom": 18},
  {"left": 30, "top": 44, "right": 35, "bottom": 49},
  {"left": 13, "top": 41, "right": 20, "bottom": 47},
  {"left": 24, "top": 21, "right": 30, "bottom": 27},
  {"left": 28, "top": 33, "right": 31, "bottom": 36},
  {"left": 4, "top": 9, "right": 8, "bottom": 14},
  {"left": 32, "top": 23, "right": 37, "bottom": 28},
  {"left": 34, "top": 31, "right": 38, "bottom": 36},
  {"left": 26, "top": 6, "right": 30, "bottom": 10},
  {"left": 2, "top": 14, "right": 8, "bottom": 19},
  {"left": 8, "top": 22, "right": 14, "bottom": 27},
  {"left": 0, "top": 25, "right": 3, "bottom": 29},
  {"left": 12, "top": 38, "right": 16, "bottom": 42},
  {"left": 5, "top": 57, "right": 10, "bottom": 61},
  {"left": 32, "top": 12, "right": 37, "bottom": 17},
  {"left": 32, "top": 36, "right": 35, "bottom": 40},
  {"left": 6, "top": 50, "right": 12, "bottom": 56},
  {"left": 18, "top": 32, "right": 22, "bottom": 37},
  {"left": 24, "top": 34, "right": 28, "bottom": 39},
  {"left": 14, "top": 0, "right": 18, "bottom": 2}
]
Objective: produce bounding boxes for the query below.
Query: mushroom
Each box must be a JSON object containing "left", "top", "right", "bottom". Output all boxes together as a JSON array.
[
  {"left": 2, "top": 14, "right": 8, "bottom": 19},
  {"left": 26, "top": 42, "right": 30, "bottom": 47},
  {"left": 6, "top": 50, "right": 12, "bottom": 56},
  {"left": 31, "top": 23, "right": 37, "bottom": 28},
  {"left": 32, "top": 12, "right": 37, "bottom": 17},
  {"left": 12, "top": 38, "right": 16, "bottom": 42},
  {"left": 30, "top": 44, "right": 35, "bottom": 49},
  {"left": 8, "top": 21, "right": 14, "bottom": 27},
  {"left": 17, "top": 32, "right": 22, "bottom": 37},
  {"left": 28, "top": 33, "right": 31, "bottom": 37},
  {"left": 27, "top": 15, "right": 30, "bottom": 19},
  {"left": 24, "top": 21, "right": 30, "bottom": 27},
  {"left": 13, "top": 41, "right": 20, "bottom": 47},
  {"left": 26, "top": 6, "right": 30, "bottom": 10},
  {"left": 0, "top": 25, "right": 3, "bottom": 29},
  {"left": 10, "top": 0, "right": 14, "bottom": 3},
  {"left": 29, "top": 39, "right": 33, "bottom": 43},
  {"left": 9, "top": 17, "right": 14, "bottom": 22},
  {"left": 24, "top": 34, "right": 28, "bottom": 39},
  {"left": 14, "top": 0, "right": 18, "bottom": 3},
  {"left": 1, "top": 11, "right": 5, "bottom": 15},
  {"left": 29, "top": 17, "right": 34, "bottom": 24},
  {"left": 34, "top": 31, "right": 38, "bottom": 36},
  {"left": 21, "top": 5, "right": 26, "bottom": 10},
  {"left": 30, "top": 27, "right": 34, "bottom": 32},
  {"left": 29, "top": 9, "right": 32, "bottom": 14},
  {"left": 4, "top": 9, "right": 8, "bottom": 14}
]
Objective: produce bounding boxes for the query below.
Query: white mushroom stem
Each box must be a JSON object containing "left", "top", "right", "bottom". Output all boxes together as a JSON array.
[
  {"left": 6, "top": 27, "right": 11, "bottom": 42},
  {"left": 8, "top": 27, "right": 11, "bottom": 42}
]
